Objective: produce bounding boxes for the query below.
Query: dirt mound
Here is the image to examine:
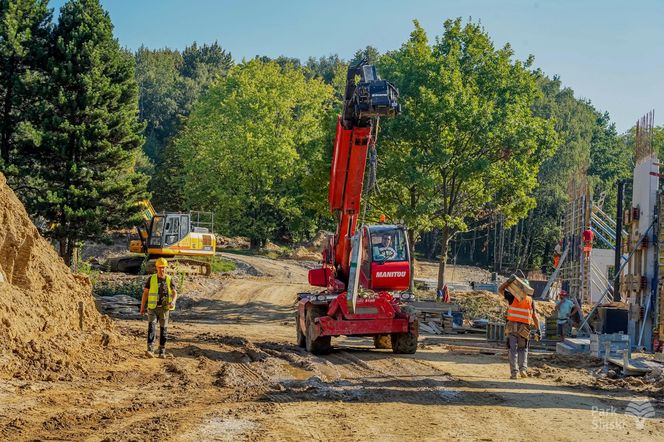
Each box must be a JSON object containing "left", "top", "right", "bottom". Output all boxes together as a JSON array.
[
  {"left": 287, "top": 246, "right": 320, "bottom": 261},
  {"left": 415, "top": 261, "right": 492, "bottom": 283},
  {"left": 0, "top": 173, "right": 116, "bottom": 379},
  {"left": 217, "top": 235, "right": 250, "bottom": 249},
  {"left": 303, "top": 231, "right": 328, "bottom": 251},
  {"left": 530, "top": 354, "right": 664, "bottom": 398},
  {"left": 451, "top": 290, "right": 557, "bottom": 321}
]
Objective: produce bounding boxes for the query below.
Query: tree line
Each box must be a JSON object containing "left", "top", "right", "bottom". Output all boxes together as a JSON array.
[{"left": 1, "top": 0, "right": 653, "bottom": 284}]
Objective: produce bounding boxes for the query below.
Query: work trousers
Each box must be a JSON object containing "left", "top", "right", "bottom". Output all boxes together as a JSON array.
[
  {"left": 508, "top": 333, "right": 528, "bottom": 376},
  {"left": 147, "top": 307, "right": 170, "bottom": 351},
  {"left": 557, "top": 320, "right": 572, "bottom": 338}
]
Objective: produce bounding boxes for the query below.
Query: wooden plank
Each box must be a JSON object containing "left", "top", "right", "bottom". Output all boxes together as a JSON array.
[
  {"left": 419, "top": 324, "right": 438, "bottom": 335},
  {"left": 445, "top": 344, "right": 507, "bottom": 355},
  {"left": 427, "top": 321, "right": 443, "bottom": 334}
]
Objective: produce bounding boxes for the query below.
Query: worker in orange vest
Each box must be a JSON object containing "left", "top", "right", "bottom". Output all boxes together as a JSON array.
[
  {"left": 499, "top": 280, "right": 540, "bottom": 379},
  {"left": 553, "top": 240, "right": 562, "bottom": 269},
  {"left": 582, "top": 226, "right": 593, "bottom": 259}
]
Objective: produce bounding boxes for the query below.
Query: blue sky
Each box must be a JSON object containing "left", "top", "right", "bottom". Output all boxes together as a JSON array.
[{"left": 49, "top": 0, "right": 664, "bottom": 133}]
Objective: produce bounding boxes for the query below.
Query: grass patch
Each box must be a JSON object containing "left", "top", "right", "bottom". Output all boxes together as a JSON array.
[
  {"left": 211, "top": 256, "right": 236, "bottom": 273},
  {"left": 76, "top": 259, "right": 100, "bottom": 285},
  {"left": 93, "top": 278, "right": 144, "bottom": 300}
]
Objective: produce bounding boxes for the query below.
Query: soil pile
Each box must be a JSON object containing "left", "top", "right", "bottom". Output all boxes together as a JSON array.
[
  {"left": 530, "top": 354, "right": 664, "bottom": 398},
  {"left": 415, "top": 261, "right": 492, "bottom": 283},
  {"left": 0, "top": 173, "right": 115, "bottom": 379},
  {"left": 451, "top": 290, "right": 557, "bottom": 321},
  {"left": 286, "top": 231, "right": 328, "bottom": 261},
  {"left": 217, "top": 235, "right": 250, "bottom": 249}
]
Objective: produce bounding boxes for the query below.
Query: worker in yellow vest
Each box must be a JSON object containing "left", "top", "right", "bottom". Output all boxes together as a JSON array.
[
  {"left": 499, "top": 280, "right": 540, "bottom": 379},
  {"left": 140, "top": 258, "right": 177, "bottom": 358}
]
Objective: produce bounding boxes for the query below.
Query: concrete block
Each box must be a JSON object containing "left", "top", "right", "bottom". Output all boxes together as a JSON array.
[
  {"left": 563, "top": 338, "right": 590, "bottom": 351},
  {"left": 557, "top": 342, "right": 584, "bottom": 355}
]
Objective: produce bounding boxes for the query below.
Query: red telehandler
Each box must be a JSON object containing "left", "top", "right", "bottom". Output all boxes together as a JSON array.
[{"left": 296, "top": 62, "right": 418, "bottom": 355}]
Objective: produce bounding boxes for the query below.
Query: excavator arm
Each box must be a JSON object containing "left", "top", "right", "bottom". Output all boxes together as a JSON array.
[{"left": 327, "top": 62, "right": 400, "bottom": 284}]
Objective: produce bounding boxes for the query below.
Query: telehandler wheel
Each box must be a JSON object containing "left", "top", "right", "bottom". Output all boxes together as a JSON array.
[
  {"left": 295, "top": 312, "right": 306, "bottom": 348},
  {"left": 305, "top": 309, "right": 331, "bottom": 355},
  {"left": 373, "top": 334, "right": 392, "bottom": 349},
  {"left": 391, "top": 320, "right": 418, "bottom": 354}
]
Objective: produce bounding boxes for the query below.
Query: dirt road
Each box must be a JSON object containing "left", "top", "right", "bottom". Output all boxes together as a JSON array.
[{"left": 1, "top": 253, "right": 662, "bottom": 441}]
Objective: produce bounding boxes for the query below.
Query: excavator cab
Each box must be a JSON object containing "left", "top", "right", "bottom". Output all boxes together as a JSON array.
[
  {"left": 147, "top": 214, "right": 192, "bottom": 248},
  {"left": 359, "top": 224, "right": 410, "bottom": 291},
  {"left": 111, "top": 201, "right": 216, "bottom": 275}
]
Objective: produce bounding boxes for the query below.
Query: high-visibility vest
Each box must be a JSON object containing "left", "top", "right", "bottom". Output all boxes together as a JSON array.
[
  {"left": 147, "top": 274, "right": 175, "bottom": 310},
  {"left": 506, "top": 296, "right": 533, "bottom": 324}
]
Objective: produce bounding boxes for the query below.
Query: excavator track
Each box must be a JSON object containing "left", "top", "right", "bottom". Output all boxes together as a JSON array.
[
  {"left": 108, "top": 255, "right": 211, "bottom": 276},
  {"left": 107, "top": 255, "right": 146, "bottom": 274}
]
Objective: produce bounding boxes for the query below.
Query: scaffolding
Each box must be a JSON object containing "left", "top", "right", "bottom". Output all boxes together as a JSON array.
[{"left": 559, "top": 179, "right": 592, "bottom": 304}]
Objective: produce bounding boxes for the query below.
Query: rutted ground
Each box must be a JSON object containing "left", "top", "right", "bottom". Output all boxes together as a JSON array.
[{"left": 1, "top": 253, "right": 663, "bottom": 441}]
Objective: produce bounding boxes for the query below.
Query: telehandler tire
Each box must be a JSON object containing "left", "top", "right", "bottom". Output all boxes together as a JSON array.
[
  {"left": 305, "top": 309, "right": 331, "bottom": 355},
  {"left": 295, "top": 312, "right": 306, "bottom": 348},
  {"left": 391, "top": 319, "right": 418, "bottom": 354}
]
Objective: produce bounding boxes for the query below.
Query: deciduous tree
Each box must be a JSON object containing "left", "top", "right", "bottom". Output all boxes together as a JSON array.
[
  {"left": 173, "top": 59, "right": 334, "bottom": 247},
  {"left": 376, "top": 19, "right": 556, "bottom": 288}
]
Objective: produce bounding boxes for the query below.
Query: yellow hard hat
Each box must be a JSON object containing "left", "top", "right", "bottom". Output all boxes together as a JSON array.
[{"left": 155, "top": 258, "right": 169, "bottom": 268}]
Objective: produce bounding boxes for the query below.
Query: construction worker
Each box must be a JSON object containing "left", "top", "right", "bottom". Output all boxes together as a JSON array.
[
  {"left": 139, "top": 258, "right": 177, "bottom": 358},
  {"left": 554, "top": 290, "right": 577, "bottom": 340},
  {"left": 374, "top": 234, "right": 397, "bottom": 260},
  {"left": 553, "top": 240, "right": 562, "bottom": 269},
  {"left": 436, "top": 284, "right": 450, "bottom": 303},
  {"left": 499, "top": 280, "right": 540, "bottom": 379},
  {"left": 582, "top": 226, "right": 594, "bottom": 259}
]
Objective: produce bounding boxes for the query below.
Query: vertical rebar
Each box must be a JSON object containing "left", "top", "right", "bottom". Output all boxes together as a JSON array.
[{"left": 614, "top": 179, "right": 625, "bottom": 301}]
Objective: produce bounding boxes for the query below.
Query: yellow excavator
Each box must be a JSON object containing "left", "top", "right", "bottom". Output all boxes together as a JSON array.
[{"left": 108, "top": 200, "right": 216, "bottom": 275}]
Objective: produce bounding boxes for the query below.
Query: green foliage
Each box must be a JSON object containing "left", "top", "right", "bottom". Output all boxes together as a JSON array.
[
  {"left": 350, "top": 45, "right": 380, "bottom": 65},
  {"left": 0, "top": 0, "right": 51, "bottom": 188},
  {"left": 173, "top": 59, "right": 335, "bottom": 247},
  {"left": 588, "top": 112, "right": 631, "bottom": 216},
  {"left": 210, "top": 256, "right": 235, "bottom": 273},
  {"left": 181, "top": 41, "right": 233, "bottom": 82},
  {"left": 620, "top": 124, "right": 664, "bottom": 164},
  {"left": 135, "top": 46, "right": 185, "bottom": 162},
  {"left": 508, "top": 75, "right": 630, "bottom": 270},
  {"left": 94, "top": 277, "right": 144, "bottom": 299},
  {"left": 30, "top": 0, "right": 148, "bottom": 265},
  {"left": 375, "top": 19, "right": 556, "bottom": 285},
  {"left": 135, "top": 42, "right": 233, "bottom": 210},
  {"left": 76, "top": 259, "right": 100, "bottom": 285},
  {"left": 304, "top": 54, "right": 348, "bottom": 98}
]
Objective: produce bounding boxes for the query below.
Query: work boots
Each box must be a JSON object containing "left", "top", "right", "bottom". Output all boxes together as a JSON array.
[
  {"left": 145, "top": 345, "right": 155, "bottom": 358},
  {"left": 158, "top": 348, "right": 166, "bottom": 359}
]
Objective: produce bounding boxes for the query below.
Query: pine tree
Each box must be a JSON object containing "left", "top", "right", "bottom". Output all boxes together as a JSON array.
[
  {"left": 0, "top": 0, "right": 51, "bottom": 186},
  {"left": 33, "top": 0, "right": 148, "bottom": 265}
]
